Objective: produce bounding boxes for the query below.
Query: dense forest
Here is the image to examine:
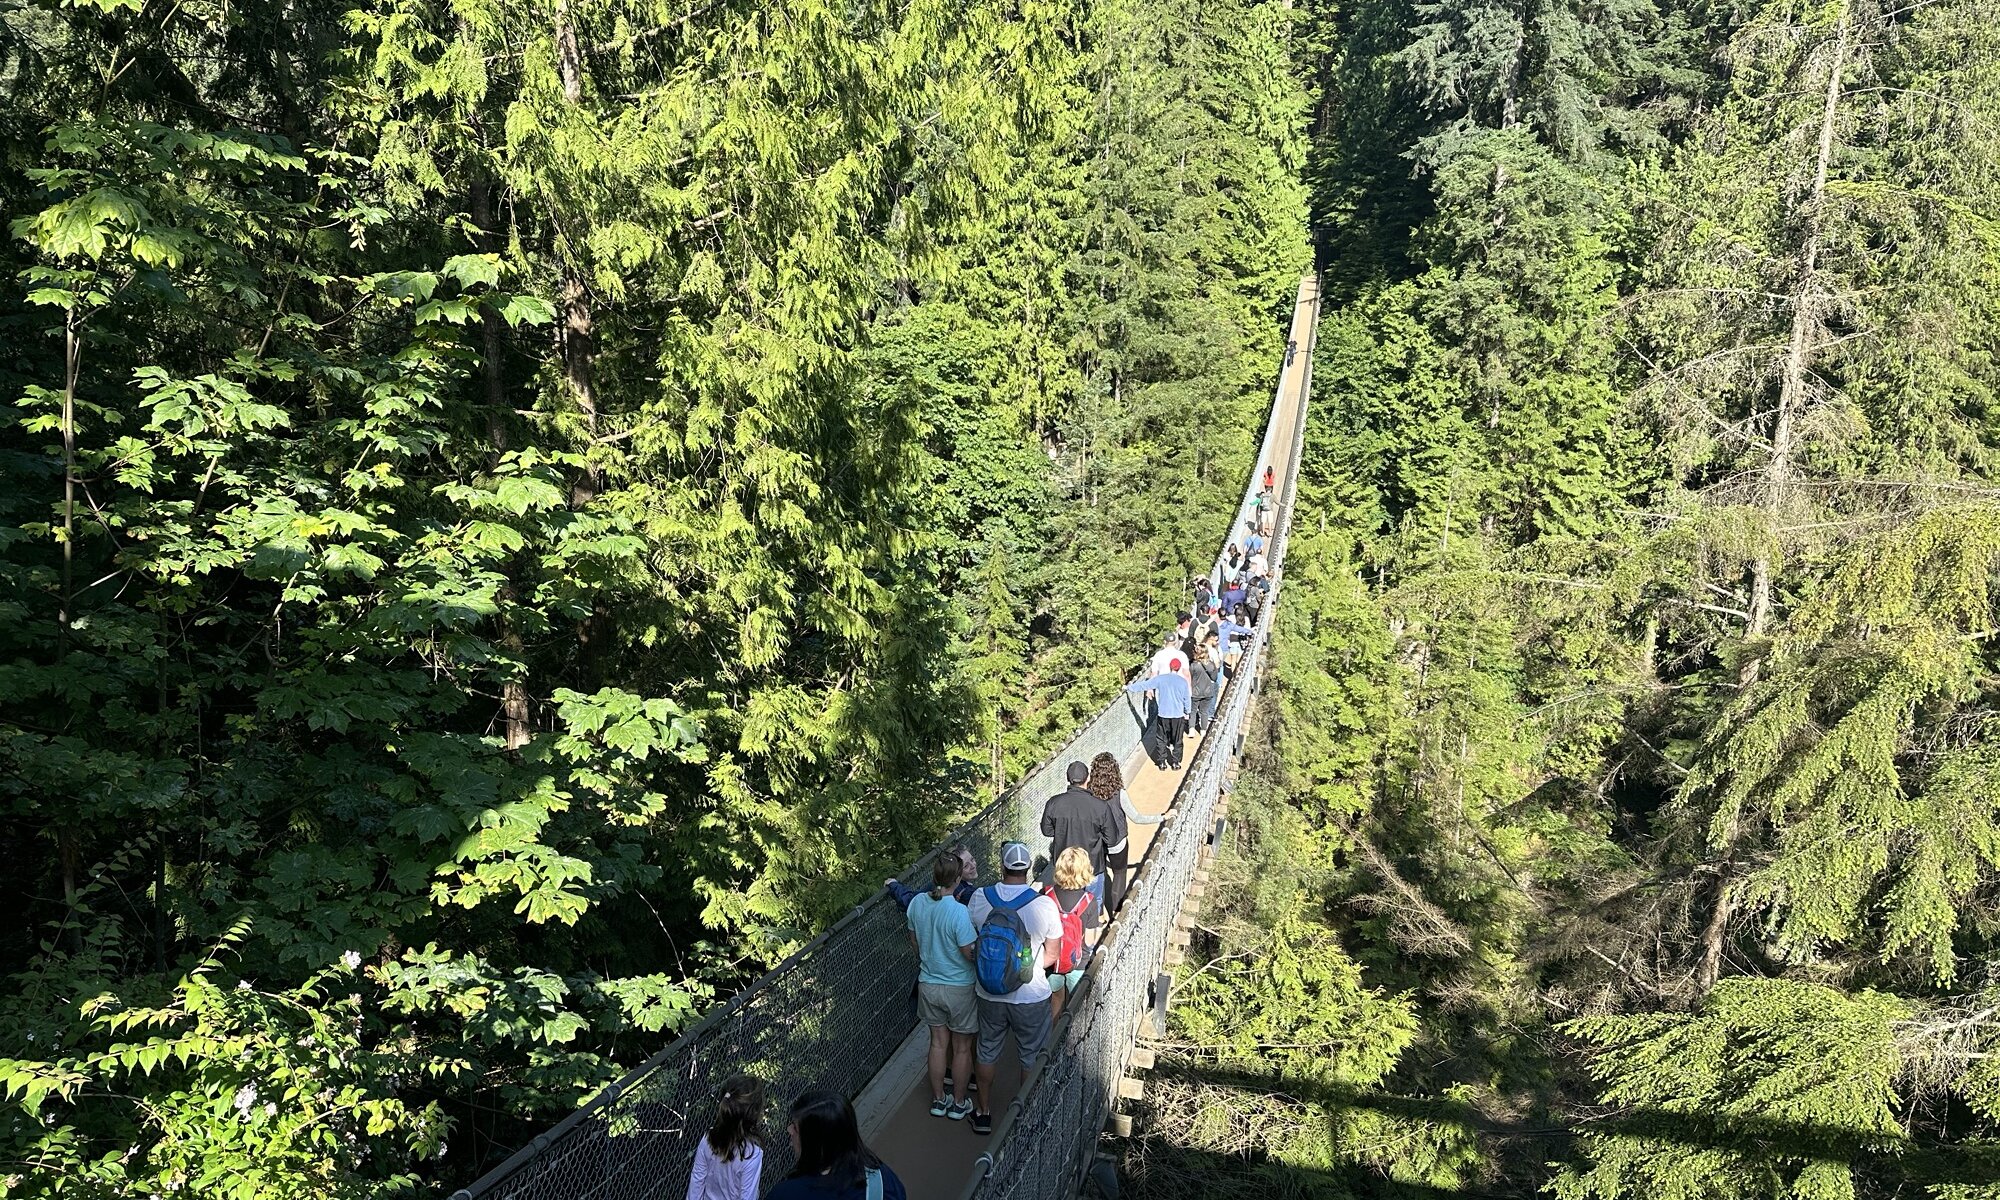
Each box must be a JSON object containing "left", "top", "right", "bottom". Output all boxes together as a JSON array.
[
  {"left": 1134, "top": 0, "right": 2000, "bottom": 1197},
  {"left": 5, "top": 0, "right": 2000, "bottom": 1193},
  {"left": 0, "top": 0, "right": 1305, "bottom": 1190}
]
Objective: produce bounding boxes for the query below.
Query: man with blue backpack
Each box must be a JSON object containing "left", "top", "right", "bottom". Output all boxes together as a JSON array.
[{"left": 964, "top": 840, "right": 1062, "bottom": 1136}]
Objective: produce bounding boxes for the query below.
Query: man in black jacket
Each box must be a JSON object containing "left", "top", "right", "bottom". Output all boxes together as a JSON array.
[{"left": 1041, "top": 760, "right": 1115, "bottom": 903}]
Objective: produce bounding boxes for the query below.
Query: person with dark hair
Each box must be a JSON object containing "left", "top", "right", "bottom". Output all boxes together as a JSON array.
[
  {"left": 884, "top": 845, "right": 980, "bottom": 1096},
  {"left": 764, "top": 1092, "right": 905, "bottom": 1200},
  {"left": 1220, "top": 575, "right": 1247, "bottom": 615},
  {"left": 686, "top": 1074, "right": 764, "bottom": 1200},
  {"left": 1041, "top": 761, "right": 1115, "bottom": 905},
  {"left": 1215, "top": 612, "right": 1256, "bottom": 669},
  {"left": 906, "top": 852, "right": 977, "bottom": 1121},
  {"left": 883, "top": 845, "right": 976, "bottom": 911},
  {"left": 1188, "top": 643, "right": 1220, "bottom": 736},
  {"left": 1086, "top": 752, "right": 1161, "bottom": 916}
]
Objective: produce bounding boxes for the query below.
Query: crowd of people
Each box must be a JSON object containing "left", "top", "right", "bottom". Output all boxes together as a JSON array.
[{"left": 683, "top": 472, "right": 1282, "bottom": 1200}]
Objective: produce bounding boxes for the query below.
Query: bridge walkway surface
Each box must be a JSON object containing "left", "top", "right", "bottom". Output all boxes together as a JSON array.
[{"left": 449, "top": 273, "right": 1322, "bottom": 1200}]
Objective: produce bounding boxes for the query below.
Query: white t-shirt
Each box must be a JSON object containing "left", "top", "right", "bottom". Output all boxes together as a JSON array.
[
  {"left": 1150, "top": 644, "right": 1185, "bottom": 677},
  {"left": 966, "top": 882, "right": 1063, "bottom": 1005},
  {"left": 687, "top": 1137, "right": 762, "bottom": 1200}
]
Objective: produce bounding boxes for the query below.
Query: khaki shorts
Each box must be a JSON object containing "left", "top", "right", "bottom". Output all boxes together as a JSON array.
[{"left": 917, "top": 982, "right": 978, "bottom": 1034}]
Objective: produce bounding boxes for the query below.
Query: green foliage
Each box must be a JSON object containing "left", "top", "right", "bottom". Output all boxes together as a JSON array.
[
  {"left": 1685, "top": 506, "right": 2000, "bottom": 983},
  {"left": 1556, "top": 980, "right": 1911, "bottom": 1200},
  {"left": 1, "top": 0, "right": 1315, "bottom": 1186},
  {"left": 1156, "top": 1, "right": 2000, "bottom": 1198}
]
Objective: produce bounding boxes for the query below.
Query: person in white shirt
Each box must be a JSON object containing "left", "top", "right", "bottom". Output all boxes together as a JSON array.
[
  {"left": 1149, "top": 633, "right": 1189, "bottom": 683},
  {"left": 685, "top": 1074, "right": 764, "bottom": 1200},
  {"left": 964, "top": 841, "right": 1062, "bottom": 1135}
]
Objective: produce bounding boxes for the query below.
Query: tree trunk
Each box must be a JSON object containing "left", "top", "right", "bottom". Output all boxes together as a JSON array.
[
  {"left": 555, "top": 0, "right": 584, "bottom": 104},
  {"left": 59, "top": 307, "right": 78, "bottom": 661},
  {"left": 59, "top": 826, "right": 83, "bottom": 954},
  {"left": 1741, "top": 1, "right": 1848, "bottom": 687},
  {"left": 472, "top": 178, "right": 531, "bottom": 749},
  {"left": 551, "top": 0, "right": 599, "bottom": 505},
  {"left": 1703, "top": 4, "right": 1851, "bottom": 992}
]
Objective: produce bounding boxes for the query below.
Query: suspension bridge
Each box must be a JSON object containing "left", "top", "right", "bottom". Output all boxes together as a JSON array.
[{"left": 450, "top": 273, "right": 1322, "bottom": 1200}]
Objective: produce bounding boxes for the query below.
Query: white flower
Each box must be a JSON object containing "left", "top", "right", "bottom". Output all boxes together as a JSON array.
[
  {"left": 233, "top": 1084, "right": 258, "bottom": 1112},
  {"left": 235, "top": 980, "right": 251, "bottom": 991},
  {"left": 340, "top": 950, "right": 362, "bottom": 971},
  {"left": 263, "top": 1102, "right": 277, "bottom": 1117}
]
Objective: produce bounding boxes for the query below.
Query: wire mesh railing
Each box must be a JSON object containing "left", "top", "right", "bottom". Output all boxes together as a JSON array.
[{"left": 449, "top": 275, "right": 1320, "bottom": 1200}]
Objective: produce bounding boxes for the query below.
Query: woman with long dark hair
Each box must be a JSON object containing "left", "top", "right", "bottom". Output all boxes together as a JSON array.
[
  {"left": 1088, "top": 752, "right": 1162, "bottom": 916},
  {"left": 762, "top": 1091, "right": 906, "bottom": 1200}
]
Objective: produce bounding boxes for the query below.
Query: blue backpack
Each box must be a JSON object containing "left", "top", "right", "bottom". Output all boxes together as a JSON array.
[{"left": 975, "top": 886, "right": 1038, "bottom": 995}]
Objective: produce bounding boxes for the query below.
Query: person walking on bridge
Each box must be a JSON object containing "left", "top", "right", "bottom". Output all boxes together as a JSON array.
[
  {"left": 1042, "top": 761, "right": 1114, "bottom": 907},
  {"left": 1244, "top": 526, "right": 1267, "bottom": 561},
  {"left": 967, "top": 842, "right": 1062, "bottom": 1136},
  {"left": 1043, "top": 847, "right": 1100, "bottom": 1022},
  {"left": 1220, "top": 576, "right": 1247, "bottom": 616},
  {"left": 1150, "top": 630, "right": 1190, "bottom": 684},
  {"left": 1087, "top": 752, "right": 1162, "bottom": 916},
  {"left": 1188, "top": 644, "right": 1220, "bottom": 736},
  {"left": 1215, "top": 612, "right": 1256, "bottom": 667},
  {"left": 1127, "top": 658, "right": 1191, "bottom": 769},
  {"left": 906, "top": 851, "right": 977, "bottom": 1121}
]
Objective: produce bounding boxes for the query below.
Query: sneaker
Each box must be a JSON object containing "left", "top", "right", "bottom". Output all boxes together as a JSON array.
[
  {"left": 971, "top": 1110, "right": 993, "bottom": 1135},
  {"left": 929, "top": 1096, "right": 951, "bottom": 1118},
  {"left": 947, "top": 1097, "right": 975, "bottom": 1121}
]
